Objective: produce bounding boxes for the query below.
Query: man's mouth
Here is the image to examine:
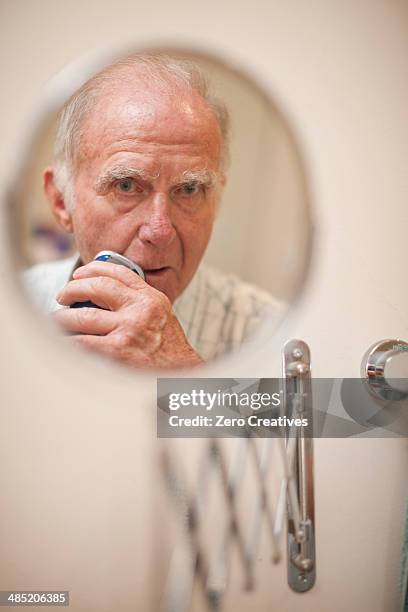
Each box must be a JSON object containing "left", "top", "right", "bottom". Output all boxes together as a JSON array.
[{"left": 144, "top": 266, "right": 172, "bottom": 277}]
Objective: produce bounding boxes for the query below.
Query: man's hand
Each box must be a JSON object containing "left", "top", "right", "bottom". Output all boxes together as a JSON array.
[{"left": 53, "top": 261, "right": 203, "bottom": 370}]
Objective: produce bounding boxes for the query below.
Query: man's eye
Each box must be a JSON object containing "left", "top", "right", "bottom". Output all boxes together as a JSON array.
[
  {"left": 115, "top": 178, "right": 139, "bottom": 193},
  {"left": 177, "top": 182, "right": 202, "bottom": 196}
]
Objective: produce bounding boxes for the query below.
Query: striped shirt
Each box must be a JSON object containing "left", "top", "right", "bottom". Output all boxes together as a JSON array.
[{"left": 23, "top": 254, "right": 283, "bottom": 360}]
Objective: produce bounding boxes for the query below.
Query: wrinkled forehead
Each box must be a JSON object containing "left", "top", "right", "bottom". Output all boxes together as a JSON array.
[{"left": 77, "top": 77, "right": 223, "bottom": 165}]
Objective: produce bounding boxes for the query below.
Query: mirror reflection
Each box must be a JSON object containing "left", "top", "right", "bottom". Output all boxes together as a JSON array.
[{"left": 18, "top": 49, "right": 312, "bottom": 369}]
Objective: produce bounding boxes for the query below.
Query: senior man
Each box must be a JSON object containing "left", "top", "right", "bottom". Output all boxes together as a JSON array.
[{"left": 25, "top": 54, "right": 280, "bottom": 369}]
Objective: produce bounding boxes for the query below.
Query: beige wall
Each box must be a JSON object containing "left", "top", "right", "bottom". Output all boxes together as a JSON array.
[{"left": 0, "top": 1, "right": 407, "bottom": 611}]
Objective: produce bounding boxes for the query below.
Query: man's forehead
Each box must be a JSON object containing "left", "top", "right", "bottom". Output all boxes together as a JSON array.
[
  {"left": 81, "top": 80, "right": 220, "bottom": 142},
  {"left": 76, "top": 85, "right": 222, "bottom": 171}
]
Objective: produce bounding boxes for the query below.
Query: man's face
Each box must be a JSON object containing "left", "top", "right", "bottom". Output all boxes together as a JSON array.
[{"left": 55, "top": 80, "right": 223, "bottom": 304}]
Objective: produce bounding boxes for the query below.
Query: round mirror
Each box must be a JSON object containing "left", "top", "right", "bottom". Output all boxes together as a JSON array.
[{"left": 13, "top": 47, "right": 313, "bottom": 369}]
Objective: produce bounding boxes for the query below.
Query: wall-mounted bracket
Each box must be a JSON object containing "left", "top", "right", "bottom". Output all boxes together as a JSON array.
[{"left": 283, "top": 339, "right": 316, "bottom": 593}]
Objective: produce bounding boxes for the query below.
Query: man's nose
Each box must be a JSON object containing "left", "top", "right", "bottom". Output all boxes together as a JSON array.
[{"left": 137, "top": 191, "right": 177, "bottom": 248}]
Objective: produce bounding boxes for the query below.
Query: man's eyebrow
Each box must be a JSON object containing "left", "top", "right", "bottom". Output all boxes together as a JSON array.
[
  {"left": 94, "top": 166, "right": 160, "bottom": 194},
  {"left": 94, "top": 166, "right": 219, "bottom": 195},
  {"left": 174, "top": 169, "right": 219, "bottom": 188}
]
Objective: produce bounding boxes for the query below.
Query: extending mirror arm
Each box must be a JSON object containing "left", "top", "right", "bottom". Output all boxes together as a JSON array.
[{"left": 283, "top": 339, "right": 316, "bottom": 593}]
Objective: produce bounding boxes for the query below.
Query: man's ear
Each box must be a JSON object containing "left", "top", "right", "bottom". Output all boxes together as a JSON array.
[{"left": 43, "top": 167, "right": 73, "bottom": 233}]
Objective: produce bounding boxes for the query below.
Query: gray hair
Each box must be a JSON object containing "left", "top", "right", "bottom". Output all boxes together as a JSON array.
[{"left": 53, "top": 53, "right": 231, "bottom": 207}]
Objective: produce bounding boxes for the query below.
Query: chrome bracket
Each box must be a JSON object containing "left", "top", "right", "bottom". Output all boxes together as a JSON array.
[{"left": 283, "top": 339, "right": 316, "bottom": 593}]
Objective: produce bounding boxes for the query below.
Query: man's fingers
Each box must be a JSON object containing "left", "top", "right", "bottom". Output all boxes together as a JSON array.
[
  {"left": 54, "top": 306, "right": 116, "bottom": 335},
  {"left": 73, "top": 261, "right": 147, "bottom": 291},
  {"left": 57, "top": 277, "right": 132, "bottom": 310}
]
